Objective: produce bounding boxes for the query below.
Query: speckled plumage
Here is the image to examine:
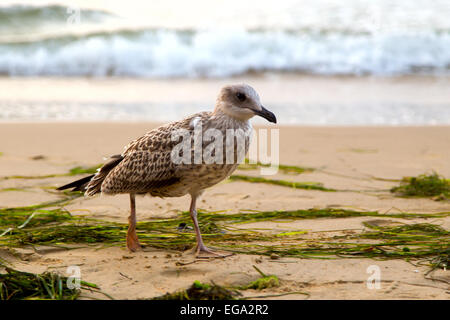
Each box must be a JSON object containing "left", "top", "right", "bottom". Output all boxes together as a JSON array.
[{"left": 85, "top": 109, "right": 252, "bottom": 198}]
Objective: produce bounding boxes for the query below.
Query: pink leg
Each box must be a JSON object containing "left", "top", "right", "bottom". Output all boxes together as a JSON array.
[
  {"left": 127, "top": 193, "right": 141, "bottom": 252},
  {"left": 189, "top": 194, "right": 232, "bottom": 258}
]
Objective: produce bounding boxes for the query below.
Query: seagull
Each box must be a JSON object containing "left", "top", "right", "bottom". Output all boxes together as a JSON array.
[{"left": 57, "top": 84, "right": 276, "bottom": 258}]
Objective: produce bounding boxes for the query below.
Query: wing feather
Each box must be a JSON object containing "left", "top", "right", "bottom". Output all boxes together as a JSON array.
[{"left": 101, "top": 112, "right": 209, "bottom": 194}]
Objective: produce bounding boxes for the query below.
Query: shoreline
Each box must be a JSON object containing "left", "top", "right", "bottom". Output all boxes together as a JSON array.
[
  {"left": 0, "top": 75, "right": 448, "bottom": 125},
  {"left": 2, "top": 119, "right": 450, "bottom": 127}
]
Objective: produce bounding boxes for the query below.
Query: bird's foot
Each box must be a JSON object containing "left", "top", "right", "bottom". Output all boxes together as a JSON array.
[
  {"left": 194, "top": 243, "right": 233, "bottom": 259},
  {"left": 126, "top": 232, "right": 142, "bottom": 252}
]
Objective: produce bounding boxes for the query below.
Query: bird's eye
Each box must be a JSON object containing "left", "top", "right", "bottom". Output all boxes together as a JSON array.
[{"left": 236, "top": 92, "right": 246, "bottom": 102}]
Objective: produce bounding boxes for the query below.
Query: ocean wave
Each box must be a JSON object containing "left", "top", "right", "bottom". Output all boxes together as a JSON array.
[
  {"left": 0, "top": 3, "right": 449, "bottom": 77},
  {"left": 0, "top": 27, "right": 449, "bottom": 77}
]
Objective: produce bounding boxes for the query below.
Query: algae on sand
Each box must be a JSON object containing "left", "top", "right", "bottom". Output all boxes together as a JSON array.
[
  {"left": 1, "top": 198, "right": 449, "bottom": 266},
  {"left": 152, "top": 280, "right": 241, "bottom": 300},
  {"left": 152, "top": 271, "right": 280, "bottom": 300},
  {"left": 0, "top": 266, "right": 98, "bottom": 300},
  {"left": 391, "top": 173, "right": 450, "bottom": 199},
  {"left": 0, "top": 193, "right": 448, "bottom": 278},
  {"left": 238, "top": 266, "right": 280, "bottom": 290},
  {"left": 0, "top": 164, "right": 101, "bottom": 181},
  {"left": 68, "top": 165, "right": 102, "bottom": 176},
  {"left": 238, "top": 160, "right": 314, "bottom": 175},
  {"left": 229, "top": 175, "right": 336, "bottom": 191},
  {"left": 0, "top": 209, "right": 72, "bottom": 230}
]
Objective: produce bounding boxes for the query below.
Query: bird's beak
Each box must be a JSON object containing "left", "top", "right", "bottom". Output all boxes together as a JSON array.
[{"left": 254, "top": 106, "right": 277, "bottom": 123}]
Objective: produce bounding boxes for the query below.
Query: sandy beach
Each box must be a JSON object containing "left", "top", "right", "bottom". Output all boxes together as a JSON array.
[
  {"left": 0, "top": 122, "right": 448, "bottom": 299},
  {"left": 0, "top": 0, "right": 449, "bottom": 304}
]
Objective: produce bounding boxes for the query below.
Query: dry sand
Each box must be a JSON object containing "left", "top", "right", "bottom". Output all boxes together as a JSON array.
[{"left": 0, "top": 123, "right": 449, "bottom": 299}]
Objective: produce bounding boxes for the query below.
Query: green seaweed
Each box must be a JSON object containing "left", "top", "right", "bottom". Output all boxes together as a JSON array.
[
  {"left": 0, "top": 174, "right": 62, "bottom": 180},
  {"left": 0, "top": 267, "right": 98, "bottom": 300},
  {"left": 2, "top": 200, "right": 448, "bottom": 252},
  {"left": 0, "top": 164, "right": 101, "bottom": 181},
  {"left": 152, "top": 280, "right": 241, "bottom": 300},
  {"left": 1, "top": 205, "right": 447, "bottom": 271},
  {"left": 427, "top": 250, "right": 449, "bottom": 271},
  {"left": 185, "top": 208, "right": 450, "bottom": 224},
  {"left": 153, "top": 270, "right": 281, "bottom": 300},
  {"left": 391, "top": 173, "right": 450, "bottom": 199},
  {"left": 0, "top": 187, "right": 30, "bottom": 192},
  {"left": 362, "top": 222, "right": 449, "bottom": 238},
  {"left": 0, "top": 192, "right": 448, "bottom": 272},
  {"left": 224, "top": 222, "right": 449, "bottom": 264},
  {"left": 239, "top": 266, "right": 280, "bottom": 290},
  {"left": 0, "top": 209, "right": 72, "bottom": 229},
  {"left": 239, "top": 159, "right": 314, "bottom": 175},
  {"left": 6, "top": 224, "right": 125, "bottom": 246},
  {"left": 241, "top": 275, "right": 279, "bottom": 290},
  {"left": 229, "top": 175, "right": 336, "bottom": 191},
  {"left": 0, "top": 193, "right": 82, "bottom": 217},
  {"left": 199, "top": 221, "right": 222, "bottom": 234},
  {"left": 68, "top": 165, "right": 102, "bottom": 176}
]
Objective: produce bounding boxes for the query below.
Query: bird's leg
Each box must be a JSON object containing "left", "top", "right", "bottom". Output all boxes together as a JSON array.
[
  {"left": 127, "top": 193, "right": 141, "bottom": 252},
  {"left": 189, "top": 194, "right": 232, "bottom": 258}
]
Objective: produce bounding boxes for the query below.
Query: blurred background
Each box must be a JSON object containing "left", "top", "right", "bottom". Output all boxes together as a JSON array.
[{"left": 0, "top": 0, "right": 449, "bottom": 125}]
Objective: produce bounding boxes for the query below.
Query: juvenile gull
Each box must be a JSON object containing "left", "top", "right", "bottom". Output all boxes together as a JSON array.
[{"left": 58, "top": 84, "right": 276, "bottom": 257}]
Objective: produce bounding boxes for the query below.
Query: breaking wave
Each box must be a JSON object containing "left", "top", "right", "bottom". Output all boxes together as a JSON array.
[{"left": 0, "top": 4, "right": 449, "bottom": 77}]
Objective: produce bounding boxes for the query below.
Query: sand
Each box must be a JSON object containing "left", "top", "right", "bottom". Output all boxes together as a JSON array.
[{"left": 0, "top": 123, "right": 449, "bottom": 299}]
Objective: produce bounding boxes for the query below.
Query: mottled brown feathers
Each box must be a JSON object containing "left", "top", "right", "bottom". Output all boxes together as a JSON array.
[
  {"left": 62, "top": 108, "right": 252, "bottom": 198},
  {"left": 85, "top": 154, "right": 124, "bottom": 196}
]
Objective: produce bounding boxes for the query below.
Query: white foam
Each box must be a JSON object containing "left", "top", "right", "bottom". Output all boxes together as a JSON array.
[
  {"left": 1, "top": 1, "right": 449, "bottom": 77},
  {"left": 1, "top": 29, "right": 449, "bottom": 77}
]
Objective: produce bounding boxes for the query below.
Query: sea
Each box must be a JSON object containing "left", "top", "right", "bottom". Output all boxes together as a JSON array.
[{"left": 0, "top": 0, "right": 449, "bottom": 125}]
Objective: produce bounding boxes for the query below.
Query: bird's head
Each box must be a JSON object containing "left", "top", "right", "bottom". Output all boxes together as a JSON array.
[{"left": 215, "top": 84, "right": 277, "bottom": 123}]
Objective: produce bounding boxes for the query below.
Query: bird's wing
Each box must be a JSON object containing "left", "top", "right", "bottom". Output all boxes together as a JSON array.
[{"left": 100, "top": 112, "right": 210, "bottom": 194}]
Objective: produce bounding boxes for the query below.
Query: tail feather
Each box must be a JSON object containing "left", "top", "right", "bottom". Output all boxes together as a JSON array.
[
  {"left": 57, "top": 154, "right": 124, "bottom": 195},
  {"left": 85, "top": 154, "right": 124, "bottom": 196},
  {"left": 57, "top": 174, "right": 95, "bottom": 192}
]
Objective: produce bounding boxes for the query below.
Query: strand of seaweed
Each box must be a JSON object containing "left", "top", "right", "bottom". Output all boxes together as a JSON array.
[
  {"left": 0, "top": 263, "right": 113, "bottom": 300},
  {"left": 0, "top": 165, "right": 103, "bottom": 181},
  {"left": 1, "top": 194, "right": 448, "bottom": 270}
]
